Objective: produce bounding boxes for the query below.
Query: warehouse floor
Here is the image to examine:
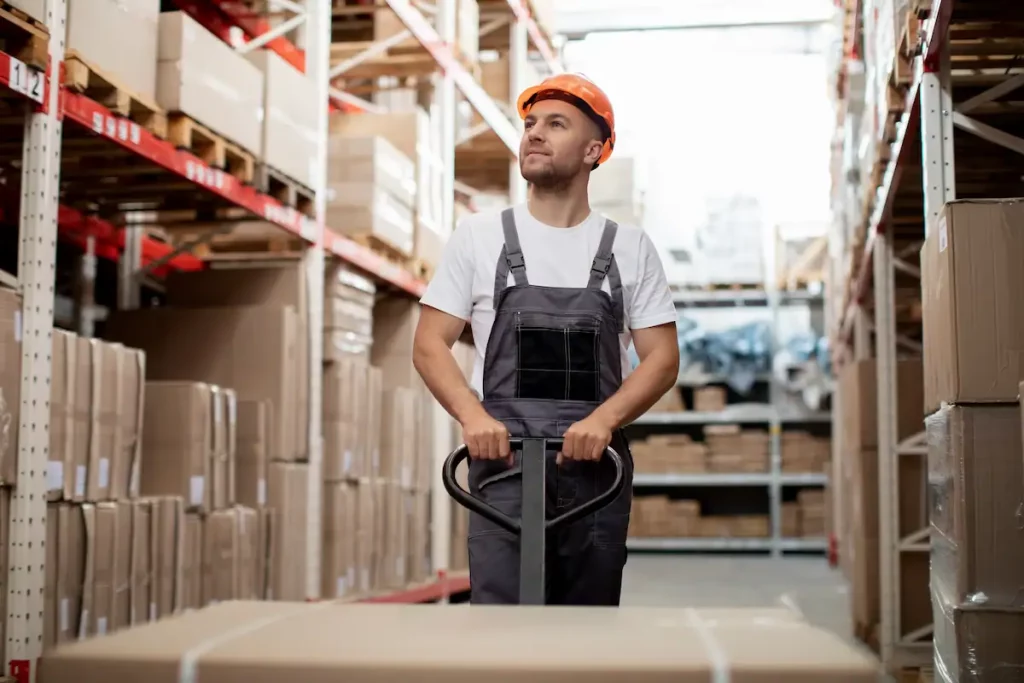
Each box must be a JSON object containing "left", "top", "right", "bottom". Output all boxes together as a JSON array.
[{"left": 621, "top": 555, "right": 853, "bottom": 642}]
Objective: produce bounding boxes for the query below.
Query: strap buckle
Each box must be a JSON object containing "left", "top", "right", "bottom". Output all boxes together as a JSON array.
[
  {"left": 591, "top": 255, "right": 612, "bottom": 275},
  {"left": 507, "top": 252, "right": 526, "bottom": 270}
]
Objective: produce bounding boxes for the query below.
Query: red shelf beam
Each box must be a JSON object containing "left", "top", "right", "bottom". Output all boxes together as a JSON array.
[{"left": 359, "top": 572, "right": 471, "bottom": 604}]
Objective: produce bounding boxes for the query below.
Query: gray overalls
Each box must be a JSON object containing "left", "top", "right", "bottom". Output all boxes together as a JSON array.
[{"left": 467, "top": 207, "right": 634, "bottom": 605}]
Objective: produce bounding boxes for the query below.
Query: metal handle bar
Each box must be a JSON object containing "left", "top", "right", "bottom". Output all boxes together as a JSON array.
[{"left": 442, "top": 438, "right": 626, "bottom": 535}]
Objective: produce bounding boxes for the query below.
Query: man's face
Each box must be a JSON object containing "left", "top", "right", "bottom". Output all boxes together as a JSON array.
[{"left": 518, "top": 98, "right": 603, "bottom": 188}]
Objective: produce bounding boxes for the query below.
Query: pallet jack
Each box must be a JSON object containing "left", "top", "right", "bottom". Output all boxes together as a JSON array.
[{"left": 442, "top": 438, "right": 625, "bottom": 605}]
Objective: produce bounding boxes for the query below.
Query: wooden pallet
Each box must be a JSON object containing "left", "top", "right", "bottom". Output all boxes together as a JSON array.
[
  {"left": 167, "top": 114, "right": 255, "bottom": 184},
  {"left": 64, "top": 50, "right": 167, "bottom": 138},
  {"left": 406, "top": 257, "right": 435, "bottom": 282},
  {"left": 683, "top": 282, "right": 765, "bottom": 292},
  {"left": 0, "top": 0, "right": 47, "bottom": 70},
  {"left": 255, "top": 164, "right": 314, "bottom": 218}
]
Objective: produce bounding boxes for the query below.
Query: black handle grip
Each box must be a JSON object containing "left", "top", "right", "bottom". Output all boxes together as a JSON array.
[{"left": 441, "top": 438, "right": 626, "bottom": 535}]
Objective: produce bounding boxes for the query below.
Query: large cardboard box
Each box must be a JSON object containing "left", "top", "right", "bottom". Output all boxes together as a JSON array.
[
  {"left": 926, "top": 404, "right": 1024, "bottom": 611},
  {"left": 236, "top": 400, "right": 270, "bottom": 508},
  {"left": 328, "top": 136, "right": 416, "bottom": 212},
  {"left": 245, "top": 50, "right": 318, "bottom": 188},
  {"left": 106, "top": 304, "right": 300, "bottom": 462},
  {"left": 7, "top": 0, "right": 45, "bottom": 22},
  {"left": 323, "top": 358, "right": 370, "bottom": 481},
  {"left": 181, "top": 513, "right": 203, "bottom": 611},
  {"left": 0, "top": 288, "right": 21, "bottom": 486},
  {"left": 48, "top": 331, "right": 77, "bottom": 500},
  {"left": 922, "top": 199, "right": 1024, "bottom": 412},
  {"left": 321, "top": 482, "right": 355, "bottom": 599},
  {"left": 257, "top": 507, "right": 277, "bottom": 600},
  {"left": 267, "top": 463, "right": 309, "bottom": 601},
  {"left": 933, "top": 606, "right": 1024, "bottom": 683},
  {"left": 837, "top": 359, "right": 925, "bottom": 450},
  {"left": 156, "top": 11, "right": 264, "bottom": 154},
  {"left": 147, "top": 496, "right": 185, "bottom": 620},
  {"left": 141, "top": 382, "right": 214, "bottom": 512},
  {"left": 202, "top": 508, "right": 238, "bottom": 606},
  {"left": 37, "top": 603, "right": 881, "bottom": 682},
  {"left": 67, "top": 0, "right": 159, "bottom": 100},
  {"left": 166, "top": 264, "right": 310, "bottom": 460},
  {"left": 326, "top": 182, "right": 415, "bottom": 257}
]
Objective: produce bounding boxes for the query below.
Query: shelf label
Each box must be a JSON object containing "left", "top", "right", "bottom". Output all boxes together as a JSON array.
[
  {"left": 7, "top": 57, "right": 44, "bottom": 104},
  {"left": 263, "top": 203, "right": 304, "bottom": 236},
  {"left": 184, "top": 159, "right": 225, "bottom": 190},
  {"left": 90, "top": 111, "right": 142, "bottom": 147}
]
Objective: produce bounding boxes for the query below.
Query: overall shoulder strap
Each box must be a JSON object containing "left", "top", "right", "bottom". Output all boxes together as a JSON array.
[
  {"left": 493, "top": 207, "right": 529, "bottom": 302},
  {"left": 588, "top": 219, "right": 625, "bottom": 328}
]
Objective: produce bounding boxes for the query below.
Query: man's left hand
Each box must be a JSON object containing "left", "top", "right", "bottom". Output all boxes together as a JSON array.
[{"left": 559, "top": 414, "right": 614, "bottom": 464}]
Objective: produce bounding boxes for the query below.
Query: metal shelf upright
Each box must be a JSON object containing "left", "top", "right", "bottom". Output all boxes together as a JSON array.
[
  {"left": 832, "top": 0, "right": 1024, "bottom": 672},
  {"left": 5, "top": 0, "right": 65, "bottom": 678}
]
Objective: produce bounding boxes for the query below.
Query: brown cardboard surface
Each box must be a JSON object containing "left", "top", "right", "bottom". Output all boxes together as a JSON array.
[
  {"left": 165, "top": 264, "right": 310, "bottom": 459},
  {"left": 48, "top": 331, "right": 75, "bottom": 500},
  {"left": 323, "top": 358, "right": 368, "bottom": 480},
  {"left": 267, "top": 462, "right": 308, "bottom": 601},
  {"left": 70, "top": 337, "right": 92, "bottom": 501},
  {"left": 321, "top": 482, "right": 352, "bottom": 599},
  {"left": 68, "top": 0, "right": 159, "bottom": 100},
  {"left": 146, "top": 496, "right": 184, "bottom": 620},
  {"left": 45, "top": 503, "right": 58, "bottom": 650},
  {"left": 837, "top": 359, "right": 924, "bottom": 450},
  {"left": 371, "top": 297, "right": 419, "bottom": 391},
  {"left": 114, "top": 346, "right": 145, "bottom": 500},
  {"left": 129, "top": 501, "right": 152, "bottom": 627},
  {"left": 106, "top": 304, "right": 299, "bottom": 461},
  {"left": 202, "top": 509, "right": 239, "bottom": 605},
  {"left": 257, "top": 507, "right": 276, "bottom": 600},
  {"left": 0, "top": 289, "right": 21, "bottom": 486},
  {"left": 87, "top": 341, "right": 120, "bottom": 501},
  {"left": 37, "top": 602, "right": 879, "bottom": 682},
  {"left": 236, "top": 400, "right": 270, "bottom": 508},
  {"left": 91, "top": 503, "right": 118, "bottom": 636},
  {"left": 76, "top": 504, "right": 97, "bottom": 640},
  {"left": 181, "top": 513, "right": 202, "bottom": 611},
  {"left": 111, "top": 501, "right": 132, "bottom": 631},
  {"left": 354, "top": 478, "right": 375, "bottom": 593},
  {"left": 236, "top": 506, "right": 259, "bottom": 600},
  {"left": 209, "top": 386, "right": 229, "bottom": 510},
  {"left": 380, "top": 387, "right": 416, "bottom": 486},
  {"left": 927, "top": 404, "right": 1024, "bottom": 611},
  {"left": 934, "top": 606, "right": 1024, "bottom": 683},
  {"left": 922, "top": 199, "right": 1024, "bottom": 411},
  {"left": 141, "top": 382, "right": 213, "bottom": 511}
]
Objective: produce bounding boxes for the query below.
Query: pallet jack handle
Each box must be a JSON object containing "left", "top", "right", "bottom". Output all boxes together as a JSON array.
[{"left": 442, "top": 438, "right": 626, "bottom": 605}]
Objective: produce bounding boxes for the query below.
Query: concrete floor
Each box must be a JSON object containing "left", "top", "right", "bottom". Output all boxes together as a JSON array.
[{"left": 620, "top": 554, "right": 853, "bottom": 642}]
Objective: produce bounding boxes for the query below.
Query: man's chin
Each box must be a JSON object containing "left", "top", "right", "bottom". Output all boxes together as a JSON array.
[{"left": 520, "top": 163, "right": 555, "bottom": 185}]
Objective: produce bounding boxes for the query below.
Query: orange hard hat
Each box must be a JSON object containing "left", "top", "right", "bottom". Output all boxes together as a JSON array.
[{"left": 517, "top": 73, "right": 616, "bottom": 166}]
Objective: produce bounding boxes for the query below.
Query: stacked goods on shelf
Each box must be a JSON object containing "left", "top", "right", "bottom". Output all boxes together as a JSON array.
[
  {"left": 704, "top": 425, "right": 769, "bottom": 473},
  {"left": 630, "top": 497, "right": 770, "bottom": 540},
  {"left": 104, "top": 264, "right": 311, "bottom": 601},
  {"left": 477, "top": 52, "right": 540, "bottom": 120},
  {"left": 780, "top": 432, "right": 831, "bottom": 472},
  {"left": 688, "top": 195, "right": 766, "bottom": 287},
  {"left": 588, "top": 157, "right": 644, "bottom": 228},
  {"left": 632, "top": 436, "right": 706, "bottom": 474},
  {"left": 693, "top": 386, "right": 726, "bottom": 412},
  {"left": 157, "top": 11, "right": 264, "bottom": 162},
  {"left": 837, "top": 357, "right": 926, "bottom": 650},
  {"left": 331, "top": 110, "right": 446, "bottom": 273},
  {"left": 326, "top": 133, "right": 417, "bottom": 258},
  {"left": 796, "top": 489, "right": 826, "bottom": 538},
  {"left": 646, "top": 386, "right": 685, "bottom": 413},
  {"left": 376, "top": 0, "right": 479, "bottom": 67},
  {"left": 67, "top": 0, "right": 159, "bottom": 101},
  {"left": 920, "top": 200, "right": 1024, "bottom": 679}
]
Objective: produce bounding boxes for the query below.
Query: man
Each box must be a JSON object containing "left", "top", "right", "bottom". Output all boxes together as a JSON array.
[{"left": 413, "top": 73, "right": 679, "bottom": 606}]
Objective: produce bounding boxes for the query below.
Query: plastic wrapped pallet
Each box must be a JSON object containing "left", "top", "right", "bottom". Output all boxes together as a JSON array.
[{"left": 926, "top": 403, "right": 1024, "bottom": 681}]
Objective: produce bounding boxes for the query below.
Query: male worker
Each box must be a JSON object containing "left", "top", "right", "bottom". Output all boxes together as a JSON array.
[{"left": 413, "top": 74, "right": 679, "bottom": 606}]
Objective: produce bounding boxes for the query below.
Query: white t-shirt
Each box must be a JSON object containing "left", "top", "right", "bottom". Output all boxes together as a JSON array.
[{"left": 420, "top": 203, "right": 678, "bottom": 396}]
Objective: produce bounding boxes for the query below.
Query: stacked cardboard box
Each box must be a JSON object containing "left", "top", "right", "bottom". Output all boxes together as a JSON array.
[
  {"left": 630, "top": 436, "right": 707, "bottom": 474},
  {"left": 920, "top": 200, "right": 1024, "bottom": 679},
  {"left": 693, "top": 386, "right": 726, "bottom": 412},
  {"left": 67, "top": 0, "right": 159, "bottom": 101},
  {"left": 629, "top": 497, "right": 700, "bottom": 538},
  {"left": 157, "top": 11, "right": 264, "bottom": 155},
  {"left": 837, "top": 357, "right": 928, "bottom": 644},
  {"left": 375, "top": 0, "right": 479, "bottom": 67},
  {"left": 324, "top": 263, "right": 376, "bottom": 363},
  {"left": 699, "top": 515, "right": 771, "bottom": 539},
  {"left": 331, "top": 110, "right": 446, "bottom": 270},
  {"left": 781, "top": 502, "right": 800, "bottom": 538},
  {"left": 796, "top": 489, "right": 826, "bottom": 538},
  {"left": 0, "top": 288, "right": 22, "bottom": 486},
  {"left": 704, "top": 425, "right": 769, "bottom": 473},
  {"left": 780, "top": 432, "right": 831, "bottom": 472}
]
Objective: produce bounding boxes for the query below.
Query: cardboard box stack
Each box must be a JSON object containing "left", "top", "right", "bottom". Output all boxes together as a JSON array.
[
  {"left": 67, "top": 0, "right": 159, "bottom": 101},
  {"left": 630, "top": 436, "right": 707, "bottom": 474},
  {"left": 156, "top": 11, "right": 264, "bottom": 156},
  {"left": 920, "top": 199, "right": 1024, "bottom": 679},
  {"left": 330, "top": 110, "right": 446, "bottom": 270},
  {"left": 796, "top": 489, "right": 826, "bottom": 538},
  {"left": 704, "top": 425, "right": 769, "bottom": 473},
  {"left": 629, "top": 497, "right": 700, "bottom": 538},
  {"left": 781, "top": 432, "right": 831, "bottom": 472},
  {"left": 837, "top": 357, "right": 928, "bottom": 647},
  {"left": 375, "top": 0, "right": 479, "bottom": 68},
  {"left": 693, "top": 386, "right": 726, "bottom": 412}
]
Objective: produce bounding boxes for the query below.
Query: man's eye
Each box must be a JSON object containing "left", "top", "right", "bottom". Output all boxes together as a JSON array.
[{"left": 551, "top": 121, "right": 563, "bottom": 128}]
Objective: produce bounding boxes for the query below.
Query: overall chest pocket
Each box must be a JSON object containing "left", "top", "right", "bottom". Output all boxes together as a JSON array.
[{"left": 514, "top": 310, "right": 602, "bottom": 403}]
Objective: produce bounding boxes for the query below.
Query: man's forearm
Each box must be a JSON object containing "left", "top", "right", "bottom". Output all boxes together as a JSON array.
[
  {"left": 413, "top": 337, "right": 487, "bottom": 425},
  {"left": 591, "top": 347, "right": 678, "bottom": 429}
]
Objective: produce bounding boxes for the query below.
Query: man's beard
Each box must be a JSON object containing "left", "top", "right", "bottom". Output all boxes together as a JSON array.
[{"left": 520, "top": 159, "right": 576, "bottom": 190}]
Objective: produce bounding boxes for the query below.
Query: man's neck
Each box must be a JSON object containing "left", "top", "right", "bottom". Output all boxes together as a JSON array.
[{"left": 527, "top": 181, "right": 592, "bottom": 228}]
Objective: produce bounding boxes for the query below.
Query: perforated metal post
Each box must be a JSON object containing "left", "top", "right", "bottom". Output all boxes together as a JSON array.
[
  {"left": 7, "top": 0, "right": 65, "bottom": 679},
  {"left": 299, "top": 0, "right": 329, "bottom": 601}
]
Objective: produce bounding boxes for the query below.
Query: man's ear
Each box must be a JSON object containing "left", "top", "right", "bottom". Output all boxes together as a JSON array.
[{"left": 584, "top": 139, "right": 603, "bottom": 165}]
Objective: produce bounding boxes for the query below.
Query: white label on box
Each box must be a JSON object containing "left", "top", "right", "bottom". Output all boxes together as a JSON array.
[
  {"left": 227, "top": 394, "right": 237, "bottom": 425},
  {"left": 190, "top": 476, "right": 205, "bottom": 506},
  {"left": 75, "top": 466, "right": 87, "bottom": 498},
  {"left": 97, "top": 617, "right": 107, "bottom": 635},
  {"left": 938, "top": 215, "right": 948, "bottom": 253},
  {"left": 343, "top": 450, "right": 353, "bottom": 473},
  {"left": 149, "top": 603, "right": 157, "bottom": 622},
  {"left": 335, "top": 576, "right": 347, "bottom": 598},
  {"left": 60, "top": 598, "right": 69, "bottom": 632},
  {"left": 47, "top": 461, "right": 64, "bottom": 492},
  {"left": 13, "top": 311, "right": 21, "bottom": 342},
  {"left": 258, "top": 478, "right": 267, "bottom": 507},
  {"left": 98, "top": 458, "right": 110, "bottom": 489}
]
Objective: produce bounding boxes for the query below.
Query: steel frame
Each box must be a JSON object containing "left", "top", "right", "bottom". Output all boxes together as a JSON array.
[{"left": 6, "top": 0, "right": 65, "bottom": 679}]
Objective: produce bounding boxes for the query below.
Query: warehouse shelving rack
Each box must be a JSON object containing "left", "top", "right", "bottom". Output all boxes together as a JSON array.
[
  {"left": 626, "top": 288, "right": 832, "bottom": 557},
  {"left": 830, "top": 0, "right": 1023, "bottom": 673},
  {"left": 2, "top": 0, "right": 559, "bottom": 676}
]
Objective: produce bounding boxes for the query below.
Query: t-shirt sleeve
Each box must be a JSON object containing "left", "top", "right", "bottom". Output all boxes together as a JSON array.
[
  {"left": 628, "top": 231, "right": 677, "bottom": 330},
  {"left": 419, "top": 218, "right": 474, "bottom": 321}
]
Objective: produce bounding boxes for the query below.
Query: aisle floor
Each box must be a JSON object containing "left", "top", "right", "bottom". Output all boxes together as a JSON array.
[{"left": 620, "top": 554, "right": 853, "bottom": 642}]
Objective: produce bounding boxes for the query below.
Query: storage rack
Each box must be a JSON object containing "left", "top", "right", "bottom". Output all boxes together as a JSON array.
[
  {"left": 2, "top": 0, "right": 559, "bottom": 674},
  {"left": 626, "top": 286, "right": 831, "bottom": 556},
  {"left": 830, "top": 0, "right": 1020, "bottom": 673}
]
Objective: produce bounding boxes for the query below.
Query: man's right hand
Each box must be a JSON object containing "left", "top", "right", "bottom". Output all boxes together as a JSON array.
[{"left": 462, "top": 412, "right": 511, "bottom": 463}]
